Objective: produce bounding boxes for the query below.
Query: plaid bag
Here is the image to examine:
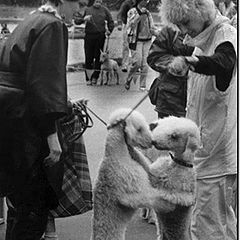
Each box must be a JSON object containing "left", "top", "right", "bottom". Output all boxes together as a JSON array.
[{"left": 50, "top": 102, "right": 93, "bottom": 217}]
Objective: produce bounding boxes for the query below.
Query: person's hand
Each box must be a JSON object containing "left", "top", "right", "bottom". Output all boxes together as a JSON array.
[
  {"left": 141, "top": 7, "right": 148, "bottom": 13},
  {"left": 84, "top": 15, "right": 92, "bottom": 22},
  {"left": 73, "top": 98, "right": 88, "bottom": 107},
  {"left": 44, "top": 132, "right": 62, "bottom": 167},
  {"left": 168, "top": 56, "right": 189, "bottom": 77},
  {"left": 185, "top": 56, "right": 199, "bottom": 71},
  {"left": 151, "top": 26, "right": 160, "bottom": 36}
]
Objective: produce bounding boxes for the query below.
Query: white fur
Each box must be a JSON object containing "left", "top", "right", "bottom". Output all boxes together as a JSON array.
[
  {"left": 100, "top": 50, "right": 120, "bottom": 85},
  {"left": 145, "top": 116, "right": 201, "bottom": 240},
  {"left": 91, "top": 109, "right": 175, "bottom": 240}
]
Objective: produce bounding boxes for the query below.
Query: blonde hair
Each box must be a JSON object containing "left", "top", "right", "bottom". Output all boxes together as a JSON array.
[{"left": 160, "top": 0, "right": 217, "bottom": 26}]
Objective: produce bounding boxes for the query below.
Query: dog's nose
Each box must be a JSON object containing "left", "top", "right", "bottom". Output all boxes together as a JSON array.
[{"left": 152, "top": 140, "right": 157, "bottom": 146}]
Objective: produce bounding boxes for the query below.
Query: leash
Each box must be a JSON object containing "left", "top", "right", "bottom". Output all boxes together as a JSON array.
[
  {"left": 82, "top": 103, "right": 108, "bottom": 126},
  {"left": 81, "top": 79, "right": 160, "bottom": 129}
]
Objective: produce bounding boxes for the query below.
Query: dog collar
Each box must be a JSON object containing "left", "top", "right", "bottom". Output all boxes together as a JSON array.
[{"left": 169, "top": 152, "right": 193, "bottom": 168}]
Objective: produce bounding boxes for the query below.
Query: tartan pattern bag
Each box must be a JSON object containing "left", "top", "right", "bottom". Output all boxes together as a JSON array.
[{"left": 50, "top": 102, "right": 93, "bottom": 217}]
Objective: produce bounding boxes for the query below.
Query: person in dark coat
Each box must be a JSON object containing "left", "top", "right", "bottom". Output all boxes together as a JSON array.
[
  {"left": 74, "top": 0, "right": 115, "bottom": 85},
  {"left": 0, "top": 0, "right": 80, "bottom": 239},
  {"left": 147, "top": 26, "right": 194, "bottom": 118}
]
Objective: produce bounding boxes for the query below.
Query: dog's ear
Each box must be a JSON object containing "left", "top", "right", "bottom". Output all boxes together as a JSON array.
[{"left": 149, "top": 122, "right": 158, "bottom": 131}]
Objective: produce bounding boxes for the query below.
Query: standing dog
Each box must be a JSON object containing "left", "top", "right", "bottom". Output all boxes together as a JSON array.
[{"left": 100, "top": 50, "right": 120, "bottom": 85}]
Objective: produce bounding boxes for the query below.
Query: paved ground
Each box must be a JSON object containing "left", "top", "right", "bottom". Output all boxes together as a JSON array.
[{"left": 0, "top": 67, "right": 159, "bottom": 240}]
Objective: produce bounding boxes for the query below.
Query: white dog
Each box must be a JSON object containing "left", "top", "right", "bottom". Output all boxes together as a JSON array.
[
  {"left": 91, "top": 109, "right": 174, "bottom": 240},
  {"left": 136, "top": 116, "right": 201, "bottom": 240}
]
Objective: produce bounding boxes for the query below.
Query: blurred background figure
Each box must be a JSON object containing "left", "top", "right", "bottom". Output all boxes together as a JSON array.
[
  {"left": 125, "top": 0, "right": 158, "bottom": 91},
  {"left": 117, "top": 0, "right": 136, "bottom": 72}
]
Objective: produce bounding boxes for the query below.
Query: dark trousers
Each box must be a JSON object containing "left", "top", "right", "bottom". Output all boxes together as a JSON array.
[
  {"left": 5, "top": 171, "right": 50, "bottom": 240},
  {"left": 0, "top": 117, "right": 60, "bottom": 240},
  {"left": 84, "top": 33, "right": 105, "bottom": 80}
]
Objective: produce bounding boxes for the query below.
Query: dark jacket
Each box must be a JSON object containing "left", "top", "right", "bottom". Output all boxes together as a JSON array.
[
  {"left": 147, "top": 26, "right": 194, "bottom": 117},
  {"left": 117, "top": 0, "right": 135, "bottom": 25},
  {"left": 0, "top": 10, "right": 68, "bottom": 200},
  {"left": 76, "top": 5, "right": 114, "bottom": 36}
]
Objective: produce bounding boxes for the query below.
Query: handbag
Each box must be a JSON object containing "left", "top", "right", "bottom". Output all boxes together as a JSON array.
[
  {"left": 148, "top": 77, "right": 160, "bottom": 105},
  {"left": 50, "top": 101, "right": 93, "bottom": 217}
]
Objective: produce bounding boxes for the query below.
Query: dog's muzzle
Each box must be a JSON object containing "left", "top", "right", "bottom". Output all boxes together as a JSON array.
[{"left": 152, "top": 140, "right": 169, "bottom": 150}]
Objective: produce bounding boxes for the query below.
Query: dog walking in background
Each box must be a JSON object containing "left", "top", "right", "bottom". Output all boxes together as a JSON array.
[{"left": 100, "top": 50, "right": 120, "bottom": 86}]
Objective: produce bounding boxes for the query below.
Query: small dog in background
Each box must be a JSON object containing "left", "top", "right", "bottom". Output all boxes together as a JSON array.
[{"left": 100, "top": 50, "right": 120, "bottom": 85}]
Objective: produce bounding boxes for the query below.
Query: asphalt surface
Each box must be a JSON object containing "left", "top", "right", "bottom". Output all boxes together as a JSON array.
[{"left": 0, "top": 68, "right": 159, "bottom": 240}]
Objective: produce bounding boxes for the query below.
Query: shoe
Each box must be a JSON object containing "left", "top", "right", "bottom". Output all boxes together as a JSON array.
[
  {"left": 43, "top": 233, "right": 58, "bottom": 240},
  {"left": 86, "top": 80, "right": 92, "bottom": 86},
  {"left": 91, "top": 78, "right": 97, "bottom": 85},
  {"left": 125, "top": 81, "right": 131, "bottom": 90},
  {"left": 139, "top": 87, "right": 146, "bottom": 91},
  {"left": 122, "top": 67, "right": 127, "bottom": 72}
]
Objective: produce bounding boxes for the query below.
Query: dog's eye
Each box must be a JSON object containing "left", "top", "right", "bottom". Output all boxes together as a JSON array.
[
  {"left": 170, "top": 133, "right": 178, "bottom": 140},
  {"left": 137, "top": 128, "right": 142, "bottom": 132}
]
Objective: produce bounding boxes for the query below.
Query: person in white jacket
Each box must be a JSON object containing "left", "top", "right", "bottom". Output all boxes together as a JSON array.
[
  {"left": 160, "top": 0, "right": 237, "bottom": 239},
  {"left": 125, "top": 0, "right": 158, "bottom": 91}
]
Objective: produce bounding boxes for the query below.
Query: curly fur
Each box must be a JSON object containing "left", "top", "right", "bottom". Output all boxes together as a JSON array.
[
  {"left": 91, "top": 109, "right": 175, "bottom": 240},
  {"left": 160, "top": 0, "right": 216, "bottom": 26},
  {"left": 137, "top": 116, "right": 201, "bottom": 240}
]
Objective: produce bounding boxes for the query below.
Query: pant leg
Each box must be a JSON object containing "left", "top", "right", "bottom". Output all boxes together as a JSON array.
[
  {"left": 126, "top": 43, "right": 141, "bottom": 83},
  {"left": 5, "top": 203, "right": 48, "bottom": 240},
  {"left": 139, "top": 40, "right": 151, "bottom": 88},
  {"left": 84, "top": 36, "right": 95, "bottom": 81},
  {"left": 190, "top": 175, "right": 237, "bottom": 240},
  {"left": 92, "top": 34, "right": 105, "bottom": 80},
  {"left": 5, "top": 164, "right": 54, "bottom": 240},
  {"left": 122, "top": 25, "right": 130, "bottom": 69}
]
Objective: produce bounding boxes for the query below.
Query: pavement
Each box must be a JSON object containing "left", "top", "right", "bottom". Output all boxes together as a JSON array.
[{"left": 0, "top": 68, "right": 159, "bottom": 240}]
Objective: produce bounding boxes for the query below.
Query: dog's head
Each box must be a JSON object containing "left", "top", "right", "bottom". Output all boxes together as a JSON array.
[
  {"left": 100, "top": 50, "right": 109, "bottom": 63},
  {"left": 151, "top": 116, "right": 201, "bottom": 156},
  {"left": 108, "top": 108, "right": 152, "bottom": 149}
]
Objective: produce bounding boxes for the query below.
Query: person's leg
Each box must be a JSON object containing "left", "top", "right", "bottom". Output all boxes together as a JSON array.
[
  {"left": 91, "top": 34, "right": 106, "bottom": 83},
  {"left": 84, "top": 36, "right": 95, "bottom": 84},
  {"left": 5, "top": 197, "right": 48, "bottom": 240},
  {"left": 121, "top": 25, "right": 130, "bottom": 72},
  {"left": 190, "top": 175, "right": 237, "bottom": 240},
  {"left": 125, "top": 44, "right": 141, "bottom": 90},
  {"left": 5, "top": 161, "right": 52, "bottom": 240},
  {"left": 139, "top": 41, "right": 151, "bottom": 90}
]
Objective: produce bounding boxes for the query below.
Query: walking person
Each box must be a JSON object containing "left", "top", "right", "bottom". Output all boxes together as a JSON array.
[
  {"left": 75, "top": 0, "right": 114, "bottom": 85},
  {"left": 0, "top": 0, "right": 80, "bottom": 239},
  {"left": 124, "top": 0, "right": 158, "bottom": 91},
  {"left": 117, "top": 0, "right": 136, "bottom": 72},
  {"left": 160, "top": 0, "right": 237, "bottom": 239}
]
